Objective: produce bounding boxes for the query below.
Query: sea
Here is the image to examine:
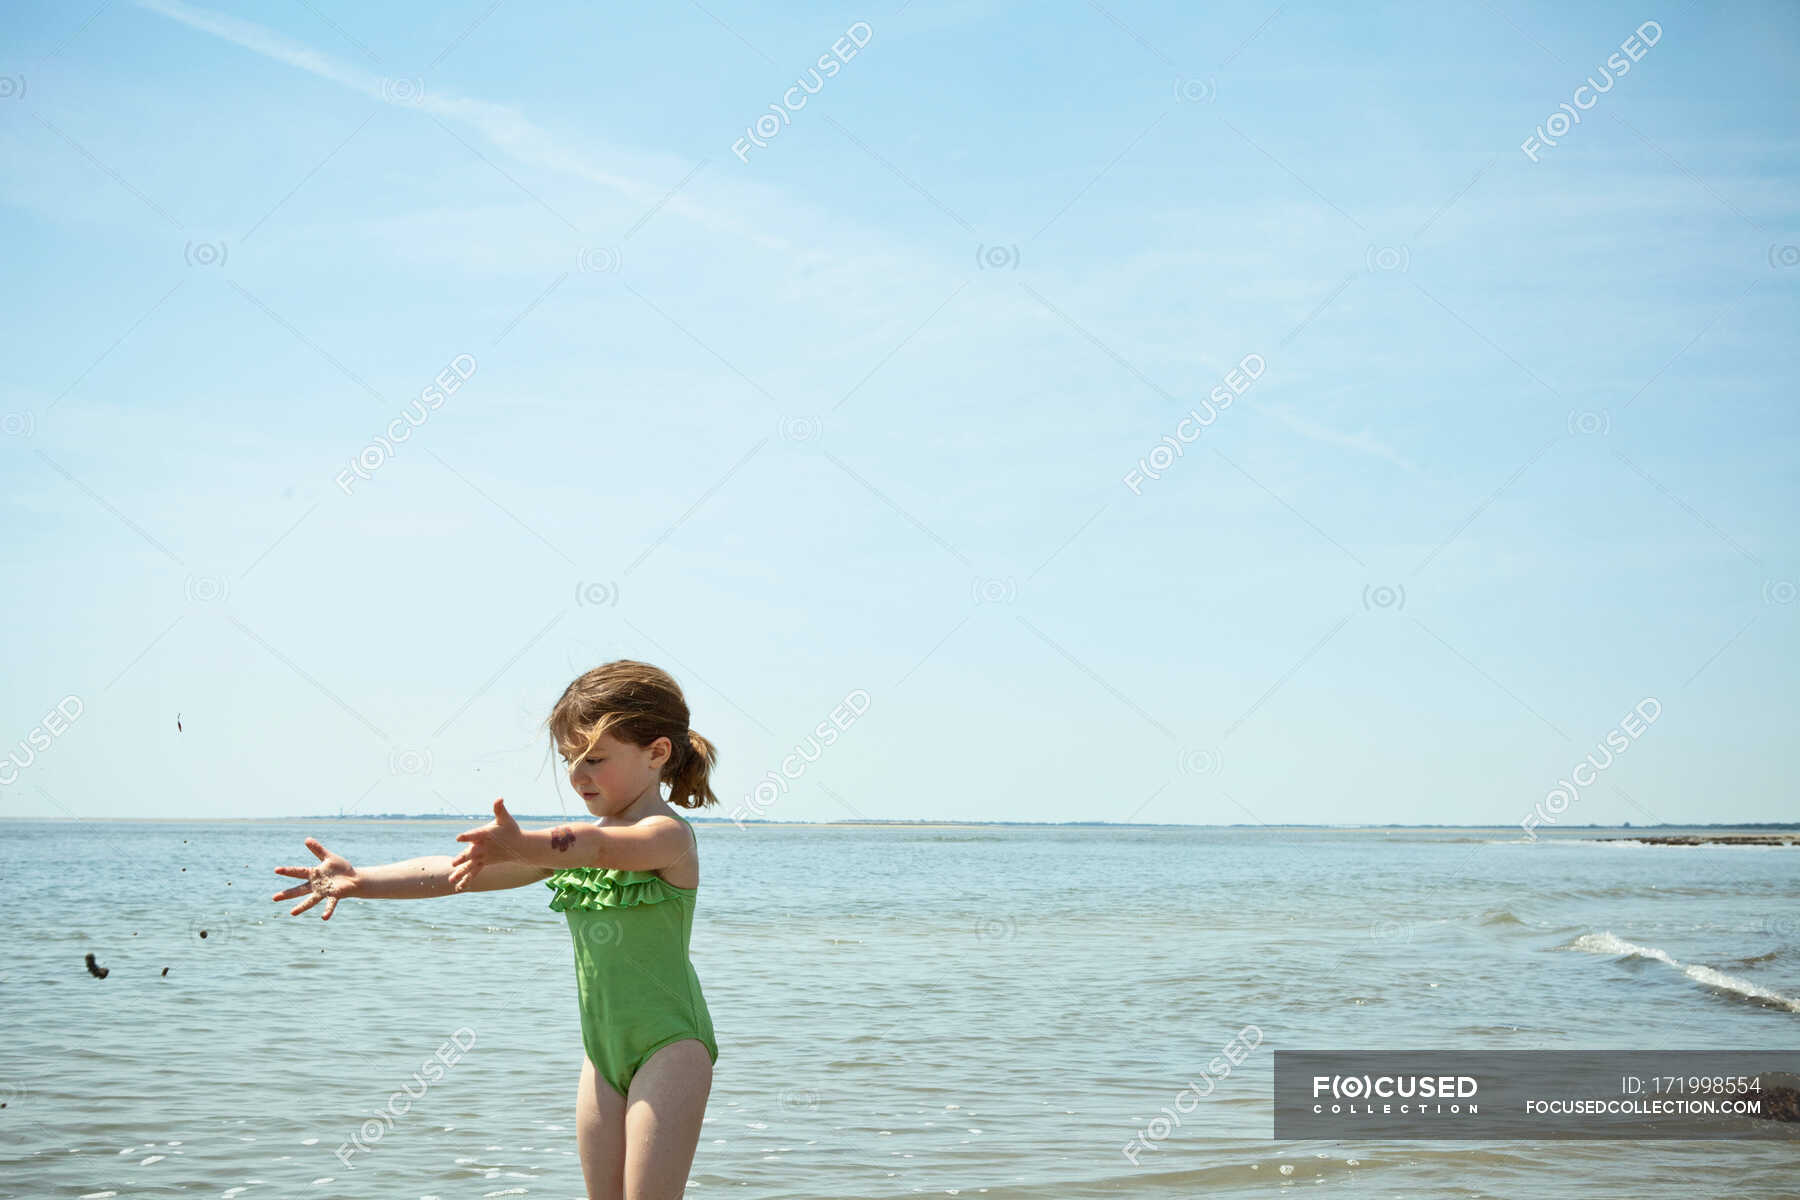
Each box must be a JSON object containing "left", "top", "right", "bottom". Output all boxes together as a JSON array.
[{"left": 2, "top": 819, "right": 1796, "bottom": 1199}]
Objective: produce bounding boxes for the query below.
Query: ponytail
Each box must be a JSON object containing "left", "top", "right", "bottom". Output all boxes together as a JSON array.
[{"left": 664, "top": 727, "right": 720, "bottom": 810}]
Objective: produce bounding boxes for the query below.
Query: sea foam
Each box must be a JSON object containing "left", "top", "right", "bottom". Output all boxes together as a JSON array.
[{"left": 1567, "top": 931, "right": 1800, "bottom": 1013}]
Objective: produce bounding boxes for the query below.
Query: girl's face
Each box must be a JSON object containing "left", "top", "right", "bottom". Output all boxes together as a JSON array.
[{"left": 564, "top": 730, "right": 669, "bottom": 817}]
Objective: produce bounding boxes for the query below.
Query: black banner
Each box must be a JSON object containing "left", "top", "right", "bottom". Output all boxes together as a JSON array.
[{"left": 1273, "top": 1051, "right": 1800, "bottom": 1140}]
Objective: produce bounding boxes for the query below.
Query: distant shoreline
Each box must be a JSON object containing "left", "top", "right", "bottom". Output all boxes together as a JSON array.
[{"left": 1594, "top": 834, "right": 1800, "bottom": 846}]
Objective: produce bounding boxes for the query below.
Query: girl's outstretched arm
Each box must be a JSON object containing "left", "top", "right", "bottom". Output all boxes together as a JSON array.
[
  {"left": 451, "top": 798, "right": 688, "bottom": 889},
  {"left": 273, "top": 836, "right": 553, "bottom": 920}
]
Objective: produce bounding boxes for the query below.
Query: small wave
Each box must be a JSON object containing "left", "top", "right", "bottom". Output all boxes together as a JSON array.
[
  {"left": 1731, "top": 950, "right": 1781, "bottom": 967},
  {"left": 1564, "top": 931, "right": 1800, "bottom": 1013},
  {"left": 1477, "top": 909, "right": 1525, "bottom": 927},
  {"left": 1567, "top": 884, "right": 1733, "bottom": 899}
]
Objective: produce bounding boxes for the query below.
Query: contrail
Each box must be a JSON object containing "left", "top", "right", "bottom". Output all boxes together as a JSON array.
[{"left": 131, "top": 0, "right": 789, "bottom": 249}]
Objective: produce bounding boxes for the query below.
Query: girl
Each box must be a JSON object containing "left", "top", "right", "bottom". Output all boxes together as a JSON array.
[{"left": 271, "top": 660, "right": 722, "bottom": 1200}]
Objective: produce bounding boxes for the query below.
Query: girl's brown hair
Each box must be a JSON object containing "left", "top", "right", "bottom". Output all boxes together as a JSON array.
[{"left": 545, "top": 660, "right": 719, "bottom": 810}]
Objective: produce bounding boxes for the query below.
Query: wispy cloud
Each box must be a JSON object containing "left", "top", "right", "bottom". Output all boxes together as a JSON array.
[
  {"left": 131, "top": 0, "right": 792, "bottom": 250},
  {"left": 1262, "top": 402, "right": 1418, "bottom": 471}
]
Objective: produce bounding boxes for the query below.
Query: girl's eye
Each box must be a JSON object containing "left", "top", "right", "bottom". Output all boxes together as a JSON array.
[{"left": 584, "top": 757, "right": 603, "bottom": 764}]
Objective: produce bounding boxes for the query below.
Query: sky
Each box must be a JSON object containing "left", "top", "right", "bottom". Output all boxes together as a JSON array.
[{"left": 1, "top": 0, "right": 1795, "bottom": 827}]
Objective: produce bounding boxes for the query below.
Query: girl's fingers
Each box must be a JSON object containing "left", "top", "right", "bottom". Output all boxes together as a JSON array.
[
  {"left": 304, "top": 838, "right": 329, "bottom": 861},
  {"left": 273, "top": 866, "right": 308, "bottom": 879},
  {"left": 321, "top": 896, "right": 339, "bottom": 920},
  {"left": 271, "top": 883, "right": 310, "bottom": 902},
  {"left": 289, "top": 892, "right": 322, "bottom": 916}
]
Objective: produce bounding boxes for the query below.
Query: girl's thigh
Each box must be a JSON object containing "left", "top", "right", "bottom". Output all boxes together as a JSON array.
[
  {"left": 623, "top": 1039, "right": 713, "bottom": 1200},
  {"left": 577, "top": 1054, "right": 628, "bottom": 1200}
]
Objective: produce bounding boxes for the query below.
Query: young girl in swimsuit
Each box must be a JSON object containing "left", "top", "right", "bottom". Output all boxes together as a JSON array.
[{"left": 271, "top": 660, "right": 721, "bottom": 1200}]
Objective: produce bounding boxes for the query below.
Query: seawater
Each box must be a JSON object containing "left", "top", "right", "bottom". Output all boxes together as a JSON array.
[{"left": 2, "top": 820, "right": 1796, "bottom": 1198}]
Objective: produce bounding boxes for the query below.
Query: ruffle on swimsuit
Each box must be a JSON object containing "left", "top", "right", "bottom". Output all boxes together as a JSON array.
[{"left": 544, "top": 866, "right": 690, "bottom": 912}]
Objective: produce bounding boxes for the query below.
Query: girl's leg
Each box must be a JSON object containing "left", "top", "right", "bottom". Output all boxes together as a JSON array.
[
  {"left": 577, "top": 1054, "right": 628, "bottom": 1200},
  {"left": 621, "top": 1038, "right": 713, "bottom": 1200}
]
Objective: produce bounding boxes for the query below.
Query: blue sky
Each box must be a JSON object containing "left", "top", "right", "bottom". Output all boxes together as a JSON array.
[{"left": 1, "top": 1, "right": 1795, "bottom": 826}]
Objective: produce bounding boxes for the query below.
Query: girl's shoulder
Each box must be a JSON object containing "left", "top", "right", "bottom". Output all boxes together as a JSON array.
[
  {"left": 588, "top": 809, "right": 697, "bottom": 890},
  {"left": 650, "top": 810, "right": 698, "bottom": 890},
  {"left": 586, "top": 812, "right": 693, "bottom": 853},
  {"left": 594, "top": 809, "right": 691, "bottom": 830}
]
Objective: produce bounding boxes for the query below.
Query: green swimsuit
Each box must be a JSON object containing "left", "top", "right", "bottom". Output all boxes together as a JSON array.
[{"left": 544, "top": 814, "right": 718, "bottom": 1097}]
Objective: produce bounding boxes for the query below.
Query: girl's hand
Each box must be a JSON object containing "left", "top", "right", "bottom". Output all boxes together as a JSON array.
[
  {"left": 272, "top": 837, "right": 362, "bottom": 920},
  {"left": 450, "top": 798, "right": 530, "bottom": 892}
]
